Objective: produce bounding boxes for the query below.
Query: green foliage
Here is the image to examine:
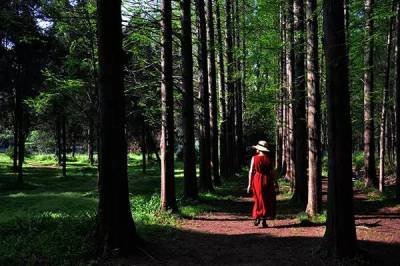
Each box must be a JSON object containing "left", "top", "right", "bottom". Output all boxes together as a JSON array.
[{"left": 352, "top": 151, "right": 364, "bottom": 172}]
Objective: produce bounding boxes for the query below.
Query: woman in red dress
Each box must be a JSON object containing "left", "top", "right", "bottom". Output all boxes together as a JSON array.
[{"left": 247, "top": 140, "right": 276, "bottom": 228}]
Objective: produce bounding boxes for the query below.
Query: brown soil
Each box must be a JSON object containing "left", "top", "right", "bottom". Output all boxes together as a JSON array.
[{"left": 121, "top": 180, "right": 400, "bottom": 266}]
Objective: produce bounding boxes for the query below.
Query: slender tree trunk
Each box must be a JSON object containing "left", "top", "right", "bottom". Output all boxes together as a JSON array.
[
  {"left": 231, "top": 0, "right": 238, "bottom": 169},
  {"left": 95, "top": 0, "right": 137, "bottom": 255},
  {"left": 234, "top": 0, "right": 244, "bottom": 168},
  {"left": 16, "top": 76, "right": 25, "bottom": 185},
  {"left": 181, "top": 0, "right": 198, "bottom": 199},
  {"left": 61, "top": 116, "right": 67, "bottom": 177},
  {"left": 88, "top": 117, "right": 95, "bottom": 165},
  {"left": 13, "top": 116, "right": 18, "bottom": 172},
  {"left": 276, "top": 6, "right": 285, "bottom": 173},
  {"left": 379, "top": 9, "right": 394, "bottom": 192},
  {"left": 395, "top": 1, "right": 400, "bottom": 202},
  {"left": 56, "top": 118, "right": 62, "bottom": 165},
  {"left": 282, "top": 8, "right": 290, "bottom": 176},
  {"left": 286, "top": 0, "right": 296, "bottom": 186},
  {"left": 13, "top": 65, "right": 22, "bottom": 174},
  {"left": 71, "top": 132, "right": 76, "bottom": 158},
  {"left": 323, "top": 0, "right": 358, "bottom": 257},
  {"left": 241, "top": 0, "right": 247, "bottom": 111},
  {"left": 225, "top": 0, "right": 235, "bottom": 178},
  {"left": 293, "top": 0, "right": 308, "bottom": 206},
  {"left": 17, "top": 123, "right": 25, "bottom": 185},
  {"left": 160, "top": 0, "right": 177, "bottom": 210},
  {"left": 344, "top": 0, "right": 350, "bottom": 42},
  {"left": 197, "top": 0, "right": 213, "bottom": 192},
  {"left": 207, "top": 0, "right": 221, "bottom": 186},
  {"left": 141, "top": 119, "right": 147, "bottom": 175},
  {"left": 305, "top": 0, "right": 321, "bottom": 216},
  {"left": 363, "top": 0, "right": 378, "bottom": 188},
  {"left": 216, "top": 1, "right": 228, "bottom": 180}
]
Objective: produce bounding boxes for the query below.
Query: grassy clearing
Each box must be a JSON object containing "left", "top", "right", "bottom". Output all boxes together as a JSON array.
[{"left": 0, "top": 152, "right": 248, "bottom": 264}]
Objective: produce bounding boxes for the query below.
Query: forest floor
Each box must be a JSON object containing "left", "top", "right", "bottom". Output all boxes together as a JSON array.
[
  {"left": 0, "top": 154, "right": 399, "bottom": 265},
  {"left": 127, "top": 176, "right": 400, "bottom": 266}
]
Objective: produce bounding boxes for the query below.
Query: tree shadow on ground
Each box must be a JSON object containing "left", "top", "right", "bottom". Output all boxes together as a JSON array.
[{"left": 121, "top": 224, "right": 400, "bottom": 266}]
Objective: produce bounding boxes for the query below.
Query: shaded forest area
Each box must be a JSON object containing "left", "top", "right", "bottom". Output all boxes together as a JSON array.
[{"left": 0, "top": 0, "right": 399, "bottom": 264}]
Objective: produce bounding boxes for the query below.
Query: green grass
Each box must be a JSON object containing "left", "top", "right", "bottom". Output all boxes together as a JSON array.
[{"left": 0, "top": 152, "right": 244, "bottom": 264}]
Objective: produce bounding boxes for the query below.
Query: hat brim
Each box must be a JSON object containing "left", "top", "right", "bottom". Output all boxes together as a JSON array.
[{"left": 252, "top": 145, "right": 270, "bottom": 152}]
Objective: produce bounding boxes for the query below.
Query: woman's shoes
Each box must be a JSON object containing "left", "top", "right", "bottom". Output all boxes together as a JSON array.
[
  {"left": 254, "top": 218, "right": 268, "bottom": 227},
  {"left": 262, "top": 219, "right": 268, "bottom": 228}
]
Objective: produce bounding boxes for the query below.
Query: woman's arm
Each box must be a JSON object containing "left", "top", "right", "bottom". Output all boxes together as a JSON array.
[{"left": 247, "top": 157, "right": 254, "bottom": 193}]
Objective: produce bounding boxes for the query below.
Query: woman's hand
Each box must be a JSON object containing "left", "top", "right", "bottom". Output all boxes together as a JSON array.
[{"left": 247, "top": 185, "right": 251, "bottom": 194}]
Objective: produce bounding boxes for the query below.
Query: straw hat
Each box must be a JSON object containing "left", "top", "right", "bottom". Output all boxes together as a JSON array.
[{"left": 252, "top": 140, "right": 270, "bottom": 152}]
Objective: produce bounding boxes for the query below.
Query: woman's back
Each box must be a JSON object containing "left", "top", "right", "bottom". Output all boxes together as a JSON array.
[{"left": 252, "top": 154, "right": 271, "bottom": 176}]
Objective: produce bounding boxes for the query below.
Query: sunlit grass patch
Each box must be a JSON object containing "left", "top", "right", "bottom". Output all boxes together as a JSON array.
[
  {"left": 297, "top": 211, "right": 327, "bottom": 225},
  {"left": 0, "top": 212, "right": 95, "bottom": 265}
]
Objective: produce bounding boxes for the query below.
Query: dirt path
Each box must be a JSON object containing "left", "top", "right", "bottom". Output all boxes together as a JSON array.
[{"left": 128, "top": 184, "right": 400, "bottom": 266}]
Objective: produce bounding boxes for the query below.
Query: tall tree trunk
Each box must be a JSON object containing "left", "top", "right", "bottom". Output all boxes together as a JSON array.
[
  {"left": 141, "top": 119, "right": 147, "bottom": 175},
  {"left": 88, "top": 116, "right": 95, "bottom": 165},
  {"left": 16, "top": 77, "right": 25, "bottom": 185},
  {"left": 181, "top": 0, "right": 198, "bottom": 199},
  {"left": 95, "top": 0, "right": 137, "bottom": 255},
  {"left": 160, "top": 0, "right": 177, "bottom": 210},
  {"left": 323, "top": 0, "right": 358, "bottom": 257},
  {"left": 241, "top": 0, "right": 247, "bottom": 111},
  {"left": 293, "top": 0, "right": 308, "bottom": 206},
  {"left": 379, "top": 8, "right": 394, "bottom": 192},
  {"left": 234, "top": 0, "right": 243, "bottom": 168},
  {"left": 207, "top": 0, "right": 221, "bottom": 186},
  {"left": 363, "top": 0, "right": 378, "bottom": 188},
  {"left": 305, "top": 0, "right": 321, "bottom": 216},
  {"left": 344, "top": 0, "right": 350, "bottom": 42},
  {"left": 13, "top": 116, "right": 18, "bottom": 172},
  {"left": 225, "top": 0, "right": 235, "bottom": 178},
  {"left": 286, "top": 0, "right": 296, "bottom": 187},
  {"left": 17, "top": 123, "right": 25, "bottom": 185},
  {"left": 197, "top": 0, "right": 213, "bottom": 192},
  {"left": 61, "top": 116, "right": 67, "bottom": 178},
  {"left": 56, "top": 118, "right": 62, "bottom": 165},
  {"left": 276, "top": 6, "right": 285, "bottom": 173},
  {"left": 216, "top": 1, "right": 228, "bottom": 180},
  {"left": 395, "top": 1, "right": 400, "bottom": 202}
]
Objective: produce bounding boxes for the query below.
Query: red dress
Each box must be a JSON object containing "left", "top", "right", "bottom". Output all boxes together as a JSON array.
[{"left": 251, "top": 154, "right": 276, "bottom": 219}]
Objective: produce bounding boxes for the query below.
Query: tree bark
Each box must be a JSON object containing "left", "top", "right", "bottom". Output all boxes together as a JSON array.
[
  {"left": 293, "top": 0, "right": 308, "bottom": 206},
  {"left": 17, "top": 122, "right": 25, "bottom": 185},
  {"left": 197, "top": 0, "right": 213, "bottom": 192},
  {"left": 363, "top": 0, "right": 378, "bottom": 188},
  {"left": 286, "top": 0, "right": 296, "bottom": 186},
  {"left": 13, "top": 115, "right": 18, "bottom": 172},
  {"left": 56, "top": 118, "right": 62, "bottom": 165},
  {"left": 396, "top": 2, "right": 400, "bottom": 202},
  {"left": 379, "top": 8, "right": 394, "bottom": 192},
  {"left": 61, "top": 116, "right": 67, "bottom": 178},
  {"left": 88, "top": 116, "right": 95, "bottom": 165},
  {"left": 216, "top": 1, "right": 228, "bottom": 180},
  {"left": 225, "top": 0, "right": 235, "bottom": 178},
  {"left": 275, "top": 5, "right": 287, "bottom": 174},
  {"left": 323, "top": 0, "right": 358, "bottom": 257},
  {"left": 206, "top": 0, "right": 221, "bottom": 186},
  {"left": 181, "top": 0, "right": 198, "bottom": 199},
  {"left": 141, "top": 119, "right": 147, "bottom": 175},
  {"left": 234, "top": 0, "right": 244, "bottom": 168},
  {"left": 95, "top": 0, "right": 137, "bottom": 255},
  {"left": 160, "top": 0, "right": 177, "bottom": 210},
  {"left": 305, "top": 0, "right": 321, "bottom": 216}
]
